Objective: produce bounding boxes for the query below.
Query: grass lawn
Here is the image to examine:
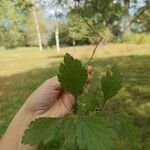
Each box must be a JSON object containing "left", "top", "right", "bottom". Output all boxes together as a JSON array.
[{"left": 0, "top": 43, "right": 150, "bottom": 149}]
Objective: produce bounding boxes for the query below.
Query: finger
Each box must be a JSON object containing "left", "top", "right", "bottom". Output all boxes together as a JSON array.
[
  {"left": 45, "top": 76, "right": 62, "bottom": 90},
  {"left": 39, "top": 92, "right": 75, "bottom": 118},
  {"left": 87, "top": 66, "right": 94, "bottom": 82},
  {"left": 87, "top": 65, "right": 94, "bottom": 75},
  {"left": 62, "top": 92, "right": 75, "bottom": 112}
]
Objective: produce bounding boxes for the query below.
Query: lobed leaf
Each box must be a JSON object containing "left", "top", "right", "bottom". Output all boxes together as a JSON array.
[
  {"left": 101, "top": 64, "right": 122, "bottom": 103},
  {"left": 62, "top": 113, "right": 117, "bottom": 150},
  {"left": 78, "top": 89, "right": 102, "bottom": 113},
  {"left": 58, "top": 53, "right": 87, "bottom": 97},
  {"left": 110, "top": 113, "right": 141, "bottom": 150},
  {"left": 22, "top": 118, "right": 62, "bottom": 145},
  {"left": 22, "top": 114, "right": 117, "bottom": 150}
]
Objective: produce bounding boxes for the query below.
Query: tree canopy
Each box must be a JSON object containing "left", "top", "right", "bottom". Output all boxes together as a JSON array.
[{"left": 0, "top": 0, "right": 149, "bottom": 48}]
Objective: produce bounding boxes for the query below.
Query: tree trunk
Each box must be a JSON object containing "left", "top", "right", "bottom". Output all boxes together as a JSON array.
[
  {"left": 55, "top": 21, "right": 60, "bottom": 52},
  {"left": 32, "top": 6, "right": 43, "bottom": 51},
  {"left": 123, "top": 0, "right": 130, "bottom": 32},
  {"left": 72, "top": 39, "right": 76, "bottom": 46}
]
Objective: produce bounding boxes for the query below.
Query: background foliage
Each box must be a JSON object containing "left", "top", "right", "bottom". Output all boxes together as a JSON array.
[{"left": 0, "top": 0, "right": 149, "bottom": 49}]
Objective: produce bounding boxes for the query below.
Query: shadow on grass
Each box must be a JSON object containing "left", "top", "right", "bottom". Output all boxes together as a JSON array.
[
  {"left": 0, "top": 55, "right": 149, "bottom": 149},
  {"left": 92, "top": 55, "right": 150, "bottom": 149},
  {"left": 0, "top": 64, "right": 58, "bottom": 137}
]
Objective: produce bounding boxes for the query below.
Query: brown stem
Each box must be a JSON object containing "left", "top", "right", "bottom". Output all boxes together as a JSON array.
[
  {"left": 81, "top": 16, "right": 104, "bottom": 65},
  {"left": 87, "top": 37, "right": 103, "bottom": 65}
]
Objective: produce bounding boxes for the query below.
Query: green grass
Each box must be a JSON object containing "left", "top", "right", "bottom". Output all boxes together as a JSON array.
[{"left": 0, "top": 44, "right": 150, "bottom": 149}]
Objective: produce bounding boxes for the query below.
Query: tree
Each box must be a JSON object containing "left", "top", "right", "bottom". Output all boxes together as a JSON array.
[
  {"left": 0, "top": 0, "right": 25, "bottom": 48},
  {"left": 15, "top": 0, "right": 44, "bottom": 50},
  {"left": 23, "top": 10, "right": 48, "bottom": 47},
  {"left": 31, "top": 0, "right": 43, "bottom": 51},
  {"left": 38, "top": 0, "right": 66, "bottom": 52},
  {"left": 122, "top": 0, "right": 131, "bottom": 32},
  {"left": 54, "top": 10, "right": 61, "bottom": 52},
  {"left": 67, "top": 13, "right": 90, "bottom": 46},
  {"left": 0, "top": 0, "right": 46, "bottom": 49},
  {"left": 68, "top": 0, "right": 123, "bottom": 41}
]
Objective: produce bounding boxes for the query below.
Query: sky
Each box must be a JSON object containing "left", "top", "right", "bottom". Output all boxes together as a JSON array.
[
  {"left": 129, "top": 0, "right": 145, "bottom": 15},
  {"left": 39, "top": 0, "right": 74, "bottom": 18}
]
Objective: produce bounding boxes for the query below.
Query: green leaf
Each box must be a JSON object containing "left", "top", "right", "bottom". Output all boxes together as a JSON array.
[
  {"left": 61, "top": 115, "right": 78, "bottom": 149},
  {"left": 58, "top": 53, "right": 87, "bottom": 97},
  {"left": 78, "top": 89, "right": 102, "bottom": 113},
  {"left": 22, "top": 118, "right": 62, "bottom": 145},
  {"left": 110, "top": 113, "right": 140, "bottom": 150},
  {"left": 81, "top": 6, "right": 95, "bottom": 18},
  {"left": 22, "top": 114, "right": 117, "bottom": 150},
  {"left": 101, "top": 64, "right": 122, "bottom": 102},
  {"left": 62, "top": 113, "right": 117, "bottom": 150}
]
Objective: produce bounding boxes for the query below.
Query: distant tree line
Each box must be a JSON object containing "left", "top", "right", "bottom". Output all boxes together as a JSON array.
[{"left": 0, "top": 0, "right": 149, "bottom": 49}]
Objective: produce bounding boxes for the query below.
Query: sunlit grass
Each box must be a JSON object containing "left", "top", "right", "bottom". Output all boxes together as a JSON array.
[{"left": 0, "top": 44, "right": 150, "bottom": 76}]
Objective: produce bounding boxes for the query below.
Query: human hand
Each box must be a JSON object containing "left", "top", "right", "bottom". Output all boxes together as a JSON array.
[
  {"left": 24, "top": 66, "right": 94, "bottom": 118},
  {"left": 0, "top": 66, "right": 93, "bottom": 150}
]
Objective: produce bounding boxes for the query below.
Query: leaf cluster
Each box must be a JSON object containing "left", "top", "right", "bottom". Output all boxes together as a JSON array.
[{"left": 22, "top": 53, "right": 140, "bottom": 150}]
